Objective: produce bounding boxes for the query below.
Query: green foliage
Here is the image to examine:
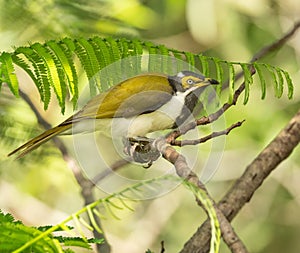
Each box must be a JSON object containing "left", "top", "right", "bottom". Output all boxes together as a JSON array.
[
  {"left": 2, "top": 175, "right": 220, "bottom": 253},
  {"left": 0, "top": 37, "right": 294, "bottom": 114},
  {"left": 0, "top": 52, "right": 19, "bottom": 97},
  {"left": 0, "top": 210, "right": 102, "bottom": 253},
  {"left": 184, "top": 182, "right": 221, "bottom": 253}
]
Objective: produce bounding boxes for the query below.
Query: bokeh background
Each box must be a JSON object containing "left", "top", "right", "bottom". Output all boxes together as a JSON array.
[{"left": 1, "top": 0, "right": 300, "bottom": 252}]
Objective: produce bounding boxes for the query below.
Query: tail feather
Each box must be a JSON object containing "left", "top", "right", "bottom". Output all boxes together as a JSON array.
[{"left": 8, "top": 124, "right": 71, "bottom": 158}]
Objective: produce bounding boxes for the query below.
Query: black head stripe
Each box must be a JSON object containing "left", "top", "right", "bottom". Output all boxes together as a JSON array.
[
  {"left": 168, "top": 75, "right": 184, "bottom": 93},
  {"left": 177, "top": 70, "right": 205, "bottom": 80}
]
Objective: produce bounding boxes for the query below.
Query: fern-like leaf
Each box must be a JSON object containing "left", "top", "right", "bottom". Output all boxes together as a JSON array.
[
  {"left": 253, "top": 62, "right": 266, "bottom": 99},
  {"left": 15, "top": 46, "right": 51, "bottom": 108},
  {"left": 31, "top": 42, "right": 67, "bottom": 113},
  {"left": 0, "top": 210, "right": 63, "bottom": 253},
  {"left": 54, "top": 236, "right": 103, "bottom": 249},
  {"left": 0, "top": 37, "right": 294, "bottom": 113},
  {"left": 0, "top": 52, "right": 19, "bottom": 96},
  {"left": 74, "top": 38, "right": 101, "bottom": 96},
  {"left": 47, "top": 40, "right": 79, "bottom": 108},
  {"left": 92, "top": 37, "right": 116, "bottom": 91}
]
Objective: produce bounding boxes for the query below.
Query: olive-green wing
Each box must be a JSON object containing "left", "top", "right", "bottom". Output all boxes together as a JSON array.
[
  {"left": 8, "top": 74, "right": 173, "bottom": 158},
  {"left": 65, "top": 73, "right": 173, "bottom": 124}
]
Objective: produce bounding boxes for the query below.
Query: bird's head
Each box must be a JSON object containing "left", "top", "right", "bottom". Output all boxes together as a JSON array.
[{"left": 168, "top": 70, "right": 219, "bottom": 93}]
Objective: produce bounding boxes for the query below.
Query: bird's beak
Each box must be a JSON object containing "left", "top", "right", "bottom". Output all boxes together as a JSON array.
[
  {"left": 206, "top": 78, "right": 219, "bottom": 85},
  {"left": 195, "top": 78, "right": 219, "bottom": 88}
]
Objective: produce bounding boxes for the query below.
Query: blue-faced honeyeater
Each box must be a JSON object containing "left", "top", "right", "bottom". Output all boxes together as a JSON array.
[{"left": 8, "top": 70, "right": 218, "bottom": 158}]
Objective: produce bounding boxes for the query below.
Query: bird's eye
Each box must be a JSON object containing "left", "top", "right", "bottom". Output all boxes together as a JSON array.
[{"left": 186, "top": 79, "right": 194, "bottom": 85}]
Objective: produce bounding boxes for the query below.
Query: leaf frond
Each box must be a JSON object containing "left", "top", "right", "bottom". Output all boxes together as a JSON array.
[
  {"left": 0, "top": 37, "right": 294, "bottom": 113},
  {"left": 0, "top": 52, "right": 19, "bottom": 96}
]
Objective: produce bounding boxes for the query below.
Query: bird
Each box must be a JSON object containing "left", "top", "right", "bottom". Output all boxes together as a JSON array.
[{"left": 8, "top": 70, "right": 219, "bottom": 159}]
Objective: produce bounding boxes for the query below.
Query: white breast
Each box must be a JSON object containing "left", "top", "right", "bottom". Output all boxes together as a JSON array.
[
  {"left": 124, "top": 88, "right": 197, "bottom": 137},
  {"left": 70, "top": 88, "right": 197, "bottom": 138}
]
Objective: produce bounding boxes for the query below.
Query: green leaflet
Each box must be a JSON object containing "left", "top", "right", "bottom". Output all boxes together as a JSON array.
[
  {"left": 15, "top": 46, "right": 51, "bottom": 108},
  {"left": 212, "top": 58, "right": 224, "bottom": 96},
  {"left": 47, "top": 40, "right": 79, "bottom": 109},
  {"left": 228, "top": 63, "right": 235, "bottom": 103},
  {"left": 282, "top": 69, "right": 294, "bottom": 99},
  {"left": 117, "top": 38, "right": 138, "bottom": 78},
  {"left": 184, "top": 51, "right": 195, "bottom": 70},
  {"left": 184, "top": 182, "right": 221, "bottom": 253},
  {"left": 213, "top": 58, "right": 224, "bottom": 84},
  {"left": 11, "top": 54, "right": 39, "bottom": 93},
  {"left": 145, "top": 41, "right": 160, "bottom": 72},
  {"left": 240, "top": 63, "right": 253, "bottom": 104},
  {"left": 91, "top": 37, "right": 114, "bottom": 91},
  {"left": 0, "top": 52, "right": 19, "bottom": 96},
  {"left": 253, "top": 62, "right": 266, "bottom": 99},
  {"left": 105, "top": 37, "right": 122, "bottom": 62},
  {"left": 31, "top": 42, "right": 67, "bottom": 113},
  {"left": 105, "top": 37, "right": 122, "bottom": 84},
  {"left": 0, "top": 211, "right": 63, "bottom": 253},
  {"left": 173, "top": 51, "right": 185, "bottom": 73},
  {"left": 74, "top": 38, "right": 101, "bottom": 96},
  {"left": 158, "top": 44, "right": 171, "bottom": 73},
  {"left": 199, "top": 54, "right": 209, "bottom": 76},
  {"left": 131, "top": 39, "right": 143, "bottom": 74},
  {"left": 86, "top": 206, "right": 103, "bottom": 234},
  {"left": 275, "top": 67, "right": 284, "bottom": 98},
  {"left": 261, "top": 63, "right": 293, "bottom": 99},
  {"left": 263, "top": 63, "right": 280, "bottom": 98}
]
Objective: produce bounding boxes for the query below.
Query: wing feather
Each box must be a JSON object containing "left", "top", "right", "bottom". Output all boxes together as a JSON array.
[{"left": 64, "top": 73, "right": 173, "bottom": 123}]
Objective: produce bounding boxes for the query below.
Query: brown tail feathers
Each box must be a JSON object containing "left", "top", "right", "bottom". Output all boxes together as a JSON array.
[{"left": 8, "top": 124, "right": 71, "bottom": 159}]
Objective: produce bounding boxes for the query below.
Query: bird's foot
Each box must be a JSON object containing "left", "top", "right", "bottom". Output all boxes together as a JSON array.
[{"left": 123, "top": 137, "right": 161, "bottom": 168}]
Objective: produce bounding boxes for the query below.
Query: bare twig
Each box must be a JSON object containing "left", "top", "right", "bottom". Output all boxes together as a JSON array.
[
  {"left": 91, "top": 158, "right": 130, "bottom": 185},
  {"left": 160, "top": 241, "right": 166, "bottom": 253},
  {"left": 171, "top": 120, "right": 245, "bottom": 147},
  {"left": 250, "top": 21, "right": 300, "bottom": 62}
]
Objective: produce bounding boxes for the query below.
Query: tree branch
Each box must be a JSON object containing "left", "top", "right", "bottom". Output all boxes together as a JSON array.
[
  {"left": 180, "top": 21, "right": 300, "bottom": 253},
  {"left": 181, "top": 108, "right": 300, "bottom": 253},
  {"left": 250, "top": 21, "right": 300, "bottom": 62},
  {"left": 153, "top": 139, "right": 249, "bottom": 253}
]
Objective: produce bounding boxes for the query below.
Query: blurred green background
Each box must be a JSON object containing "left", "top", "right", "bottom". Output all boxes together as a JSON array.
[{"left": 1, "top": 0, "right": 300, "bottom": 252}]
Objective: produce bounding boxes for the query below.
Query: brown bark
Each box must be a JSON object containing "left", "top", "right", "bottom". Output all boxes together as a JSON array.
[{"left": 180, "top": 109, "right": 300, "bottom": 253}]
